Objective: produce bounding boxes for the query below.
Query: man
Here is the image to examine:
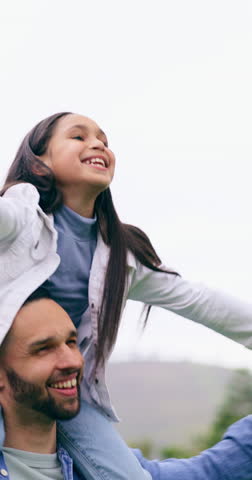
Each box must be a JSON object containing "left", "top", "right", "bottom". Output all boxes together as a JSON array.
[
  {"left": 0, "top": 296, "right": 150, "bottom": 480},
  {"left": 0, "top": 297, "right": 84, "bottom": 479},
  {"left": 0, "top": 297, "right": 252, "bottom": 480}
]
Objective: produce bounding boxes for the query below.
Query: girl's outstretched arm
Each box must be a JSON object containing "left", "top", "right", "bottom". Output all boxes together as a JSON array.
[
  {"left": 0, "top": 183, "right": 38, "bottom": 242},
  {"left": 133, "top": 415, "right": 252, "bottom": 480},
  {"left": 127, "top": 262, "right": 252, "bottom": 349},
  {"left": 0, "top": 195, "right": 20, "bottom": 241}
]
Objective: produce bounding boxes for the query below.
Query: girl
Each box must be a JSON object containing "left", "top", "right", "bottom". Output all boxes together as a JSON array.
[{"left": 1, "top": 112, "right": 252, "bottom": 479}]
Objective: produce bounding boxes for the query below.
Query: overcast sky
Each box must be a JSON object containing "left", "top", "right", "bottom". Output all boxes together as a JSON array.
[{"left": 1, "top": 0, "right": 252, "bottom": 369}]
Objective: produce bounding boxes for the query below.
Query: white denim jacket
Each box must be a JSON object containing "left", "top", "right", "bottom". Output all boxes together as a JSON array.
[{"left": 1, "top": 183, "right": 252, "bottom": 421}]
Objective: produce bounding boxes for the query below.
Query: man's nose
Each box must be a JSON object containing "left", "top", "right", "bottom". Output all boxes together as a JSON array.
[{"left": 57, "top": 345, "right": 84, "bottom": 371}]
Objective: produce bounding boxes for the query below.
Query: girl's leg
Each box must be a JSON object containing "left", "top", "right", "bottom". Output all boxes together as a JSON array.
[{"left": 57, "top": 400, "right": 152, "bottom": 480}]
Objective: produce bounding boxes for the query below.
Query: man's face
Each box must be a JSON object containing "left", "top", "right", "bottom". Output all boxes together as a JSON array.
[{"left": 0, "top": 299, "right": 84, "bottom": 422}]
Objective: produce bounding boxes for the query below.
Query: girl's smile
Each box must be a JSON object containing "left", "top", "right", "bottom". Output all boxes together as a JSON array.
[{"left": 81, "top": 156, "right": 108, "bottom": 169}]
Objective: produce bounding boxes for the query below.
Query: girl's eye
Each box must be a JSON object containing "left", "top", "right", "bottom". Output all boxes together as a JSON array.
[{"left": 73, "top": 135, "right": 84, "bottom": 141}]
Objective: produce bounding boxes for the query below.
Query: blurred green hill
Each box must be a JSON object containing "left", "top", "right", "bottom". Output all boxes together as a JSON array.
[{"left": 107, "top": 361, "right": 233, "bottom": 451}]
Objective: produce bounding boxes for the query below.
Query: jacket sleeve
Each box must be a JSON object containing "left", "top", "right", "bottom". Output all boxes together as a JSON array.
[
  {"left": 132, "top": 415, "right": 252, "bottom": 480},
  {"left": 0, "top": 183, "right": 39, "bottom": 243},
  {"left": 127, "top": 263, "right": 252, "bottom": 348},
  {"left": 0, "top": 196, "right": 20, "bottom": 242}
]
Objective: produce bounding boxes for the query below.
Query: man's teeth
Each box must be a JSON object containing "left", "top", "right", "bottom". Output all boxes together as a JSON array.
[
  {"left": 84, "top": 158, "right": 106, "bottom": 167},
  {"left": 50, "top": 378, "right": 77, "bottom": 389}
]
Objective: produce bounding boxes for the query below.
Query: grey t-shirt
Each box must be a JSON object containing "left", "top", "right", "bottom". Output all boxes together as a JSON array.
[{"left": 2, "top": 447, "right": 63, "bottom": 480}]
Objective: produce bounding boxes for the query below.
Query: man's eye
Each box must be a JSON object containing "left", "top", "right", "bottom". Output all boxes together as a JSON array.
[
  {"left": 37, "top": 345, "right": 52, "bottom": 354},
  {"left": 67, "top": 339, "right": 77, "bottom": 347}
]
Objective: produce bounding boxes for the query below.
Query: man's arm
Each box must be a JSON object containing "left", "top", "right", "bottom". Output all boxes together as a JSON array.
[{"left": 132, "top": 415, "right": 252, "bottom": 480}]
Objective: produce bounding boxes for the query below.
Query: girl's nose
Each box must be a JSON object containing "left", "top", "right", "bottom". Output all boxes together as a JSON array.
[{"left": 88, "top": 136, "right": 105, "bottom": 150}]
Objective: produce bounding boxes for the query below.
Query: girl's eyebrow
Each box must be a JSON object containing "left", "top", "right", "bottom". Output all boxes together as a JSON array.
[{"left": 68, "top": 124, "right": 107, "bottom": 138}]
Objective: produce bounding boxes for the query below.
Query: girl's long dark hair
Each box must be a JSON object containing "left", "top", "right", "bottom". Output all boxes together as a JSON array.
[{"left": 1, "top": 112, "right": 178, "bottom": 368}]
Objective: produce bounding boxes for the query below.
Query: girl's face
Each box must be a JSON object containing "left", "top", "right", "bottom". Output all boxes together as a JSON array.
[{"left": 41, "top": 114, "right": 115, "bottom": 197}]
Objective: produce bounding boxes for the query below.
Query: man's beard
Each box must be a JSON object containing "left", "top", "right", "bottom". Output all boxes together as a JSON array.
[{"left": 5, "top": 368, "right": 81, "bottom": 421}]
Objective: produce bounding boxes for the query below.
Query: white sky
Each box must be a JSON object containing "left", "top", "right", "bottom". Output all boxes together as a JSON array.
[{"left": 1, "top": 0, "right": 252, "bottom": 369}]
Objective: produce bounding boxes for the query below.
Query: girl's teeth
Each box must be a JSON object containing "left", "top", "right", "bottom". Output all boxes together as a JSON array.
[{"left": 84, "top": 158, "right": 105, "bottom": 167}]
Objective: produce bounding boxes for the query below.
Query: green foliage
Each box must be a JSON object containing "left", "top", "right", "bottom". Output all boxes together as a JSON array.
[
  {"left": 158, "top": 368, "right": 252, "bottom": 459},
  {"left": 196, "top": 368, "right": 252, "bottom": 450},
  {"left": 160, "top": 445, "right": 196, "bottom": 459},
  {"left": 129, "top": 369, "right": 252, "bottom": 459},
  {"left": 129, "top": 439, "right": 153, "bottom": 458}
]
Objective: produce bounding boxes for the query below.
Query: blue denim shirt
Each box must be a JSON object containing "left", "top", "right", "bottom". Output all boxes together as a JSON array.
[
  {"left": 133, "top": 415, "right": 252, "bottom": 480},
  {"left": 0, "top": 446, "right": 84, "bottom": 480}
]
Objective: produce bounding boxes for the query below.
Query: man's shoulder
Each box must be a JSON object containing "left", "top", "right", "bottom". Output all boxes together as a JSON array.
[{"left": 0, "top": 446, "right": 86, "bottom": 480}]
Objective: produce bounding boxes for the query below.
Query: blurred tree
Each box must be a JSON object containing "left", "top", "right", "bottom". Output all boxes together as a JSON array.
[
  {"left": 196, "top": 368, "right": 252, "bottom": 450},
  {"left": 160, "top": 445, "right": 196, "bottom": 459},
  {"left": 129, "top": 439, "right": 153, "bottom": 458},
  {"left": 129, "top": 369, "right": 252, "bottom": 459},
  {"left": 159, "top": 369, "right": 252, "bottom": 459}
]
